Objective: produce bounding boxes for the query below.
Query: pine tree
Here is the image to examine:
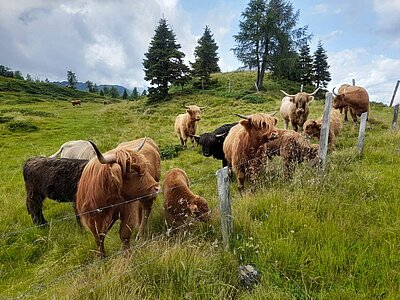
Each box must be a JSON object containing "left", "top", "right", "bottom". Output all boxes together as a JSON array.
[
  {"left": 298, "top": 42, "right": 313, "bottom": 85},
  {"left": 67, "top": 70, "right": 77, "bottom": 89},
  {"left": 122, "top": 88, "right": 128, "bottom": 99},
  {"left": 312, "top": 40, "right": 331, "bottom": 88},
  {"left": 26, "top": 74, "right": 32, "bottom": 81},
  {"left": 110, "top": 86, "right": 119, "bottom": 98},
  {"left": 131, "top": 87, "right": 139, "bottom": 99},
  {"left": 233, "top": 0, "right": 310, "bottom": 90},
  {"left": 191, "top": 25, "right": 220, "bottom": 88},
  {"left": 143, "top": 18, "right": 190, "bottom": 103}
]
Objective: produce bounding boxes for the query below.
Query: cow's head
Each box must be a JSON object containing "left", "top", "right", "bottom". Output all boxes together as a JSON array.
[
  {"left": 303, "top": 119, "right": 321, "bottom": 138},
  {"left": 88, "top": 139, "right": 160, "bottom": 200},
  {"left": 236, "top": 113, "right": 279, "bottom": 146},
  {"left": 193, "top": 131, "right": 227, "bottom": 157},
  {"left": 189, "top": 196, "right": 210, "bottom": 222},
  {"left": 332, "top": 87, "right": 347, "bottom": 109},
  {"left": 186, "top": 105, "right": 206, "bottom": 121},
  {"left": 281, "top": 88, "right": 319, "bottom": 115}
]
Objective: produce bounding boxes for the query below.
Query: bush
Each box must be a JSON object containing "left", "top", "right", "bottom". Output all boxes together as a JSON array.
[
  {"left": 0, "top": 116, "right": 13, "bottom": 123},
  {"left": 7, "top": 120, "right": 38, "bottom": 132},
  {"left": 160, "top": 144, "right": 184, "bottom": 160},
  {"left": 242, "top": 94, "right": 265, "bottom": 104}
]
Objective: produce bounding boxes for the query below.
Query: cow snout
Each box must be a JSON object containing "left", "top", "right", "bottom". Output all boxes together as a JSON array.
[
  {"left": 269, "top": 130, "right": 279, "bottom": 140},
  {"left": 296, "top": 108, "right": 305, "bottom": 114},
  {"left": 153, "top": 185, "right": 160, "bottom": 195},
  {"left": 203, "top": 150, "right": 211, "bottom": 157}
]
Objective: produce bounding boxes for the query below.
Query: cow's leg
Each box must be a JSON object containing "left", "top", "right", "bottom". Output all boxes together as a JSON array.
[
  {"left": 284, "top": 159, "right": 295, "bottom": 179},
  {"left": 292, "top": 122, "right": 298, "bottom": 132},
  {"left": 26, "top": 193, "right": 47, "bottom": 225},
  {"left": 344, "top": 107, "right": 349, "bottom": 123},
  {"left": 86, "top": 214, "right": 114, "bottom": 257},
  {"left": 136, "top": 200, "right": 153, "bottom": 241},
  {"left": 284, "top": 120, "right": 289, "bottom": 130}
]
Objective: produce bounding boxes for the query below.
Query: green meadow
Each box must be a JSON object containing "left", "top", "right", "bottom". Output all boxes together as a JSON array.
[{"left": 0, "top": 73, "right": 399, "bottom": 299}]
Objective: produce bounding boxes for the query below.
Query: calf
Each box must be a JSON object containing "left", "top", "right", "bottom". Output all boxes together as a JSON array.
[
  {"left": 193, "top": 122, "right": 238, "bottom": 167},
  {"left": 23, "top": 157, "right": 88, "bottom": 225},
  {"left": 259, "top": 130, "right": 319, "bottom": 178},
  {"left": 303, "top": 109, "right": 342, "bottom": 149},
  {"left": 174, "top": 105, "right": 205, "bottom": 147},
  {"left": 163, "top": 168, "right": 210, "bottom": 228}
]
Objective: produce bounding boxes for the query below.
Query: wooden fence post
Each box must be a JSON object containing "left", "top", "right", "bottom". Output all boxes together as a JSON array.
[
  {"left": 357, "top": 112, "right": 368, "bottom": 158},
  {"left": 300, "top": 84, "right": 303, "bottom": 92},
  {"left": 392, "top": 104, "right": 399, "bottom": 129},
  {"left": 352, "top": 79, "right": 356, "bottom": 86},
  {"left": 318, "top": 92, "right": 332, "bottom": 170},
  {"left": 389, "top": 80, "right": 400, "bottom": 107},
  {"left": 216, "top": 167, "right": 232, "bottom": 251}
]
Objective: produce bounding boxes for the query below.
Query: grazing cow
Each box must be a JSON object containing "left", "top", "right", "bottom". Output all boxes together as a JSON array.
[
  {"left": 303, "top": 109, "right": 342, "bottom": 149},
  {"left": 223, "top": 113, "right": 279, "bottom": 192},
  {"left": 23, "top": 157, "right": 88, "bottom": 225},
  {"left": 76, "top": 138, "right": 160, "bottom": 257},
  {"left": 280, "top": 88, "right": 320, "bottom": 131},
  {"left": 193, "top": 122, "right": 238, "bottom": 167},
  {"left": 259, "top": 130, "right": 319, "bottom": 178},
  {"left": 332, "top": 84, "right": 369, "bottom": 122},
  {"left": 49, "top": 140, "right": 96, "bottom": 160},
  {"left": 71, "top": 100, "right": 81, "bottom": 106},
  {"left": 174, "top": 105, "right": 205, "bottom": 147},
  {"left": 163, "top": 168, "right": 210, "bottom": 228},
  {"left": 103, "top": 100, "right": 111, "bottom": 105}
]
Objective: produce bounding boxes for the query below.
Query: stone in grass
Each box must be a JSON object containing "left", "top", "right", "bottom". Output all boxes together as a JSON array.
[{"left": 239, "top": 264, "right": 260, "bottom": 289}]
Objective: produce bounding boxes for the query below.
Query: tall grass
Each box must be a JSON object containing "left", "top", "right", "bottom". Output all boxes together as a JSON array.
[{"left": 0, "top": 73, "right": 399, "bottom": 299}]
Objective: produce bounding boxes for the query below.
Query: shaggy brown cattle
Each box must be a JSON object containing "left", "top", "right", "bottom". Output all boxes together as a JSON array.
[
  {"left": 259, "top": 130, "right": 319, "bottom": 178},
  {"left": 163, "top": 168, "right": 210, "bottom": 228},
  {"left": 223, "top": 113, "right": 278, "bottom": 192},
  {"left": 103, "top": 100, "right": 111, "bottom": 105},
  {"left": 279, "top": 88, "right": 319, "bottom": 131},
  {"left": 174, "top": 105, "right": 205, "bottom": 147},
  {"left": 303, "top": 109, "right": 342, "bottom": 149},
  {"left": 76, "top": 138, "right": 160, "bottom": 257},
  {"left": 49, "top": 140, "right": 96, "bottom": 160},
  {"left": 71, "top": 100, "right": 81, "bottom": 106},
  {"left": 332, "top": 84, "right": 369, "bottom": 122}
]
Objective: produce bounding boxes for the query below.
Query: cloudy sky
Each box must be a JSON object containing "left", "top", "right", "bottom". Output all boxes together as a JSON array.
[{"left": 1, "top": 0, "right": 399, "bottom": 104}]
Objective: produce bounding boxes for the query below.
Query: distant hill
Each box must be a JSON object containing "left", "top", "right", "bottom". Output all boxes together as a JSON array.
[{"left": 53, "top": 81, "right": 135, "bottom": 96}]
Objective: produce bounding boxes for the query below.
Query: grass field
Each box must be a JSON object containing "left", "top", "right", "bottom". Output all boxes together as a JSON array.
[{"left": 0, "top": 73, "right": 399, "bottom": 299}]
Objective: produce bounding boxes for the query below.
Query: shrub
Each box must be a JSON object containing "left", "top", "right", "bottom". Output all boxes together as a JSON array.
[
  {"left": 242, "top": 94, "right": 265, "bottom": 104},
  {"left": 160, "top": 144, "right": 184, "bottom": 160},
  {"left": 7, "top": 120, "right": 38, "bottom": 132},
  {"left": 0, "top": 116, "right": 13, "bottom": 123}
]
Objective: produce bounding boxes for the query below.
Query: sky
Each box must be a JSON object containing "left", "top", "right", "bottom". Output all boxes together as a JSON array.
[{"left": 1, "top": 0, "right": 400, "bottom": 105}]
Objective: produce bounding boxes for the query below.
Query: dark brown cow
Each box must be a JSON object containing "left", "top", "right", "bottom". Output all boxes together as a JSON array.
[
  {"left": 76, "top": 138, "right": 160, "bottom": 257},
  {"left": 260, "top": 130, "right": 319, "bottom": 178},
  {"left": 303, "top": 109, "right": 342, "bottom": 149},
  {"left": 163, "top": 168, "right": 210, "bottom": 228},
  {"left": 71, "top": 100, "right": 81, "bottom": 106},
  {"left": 223, "top": 113, "right": 278, "bottom": 192},
  {"left": 279, "top": 88, "right": 319, "bottom": 131},
  {"left": 332, "top": 84, "right": 369, "bottom": 122}
]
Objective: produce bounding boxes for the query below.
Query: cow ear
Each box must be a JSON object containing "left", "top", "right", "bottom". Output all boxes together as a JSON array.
[
  {"left": 239, "top": 119, "right": 252, "bottom": 128},
  {"left": 189, "top": 203, "right": 198, "bottom": 214},
  {"left": 307, "top": 96, "right": 315, "bottom": 103},
  {"left": 289, "top": 96, "right": 295, "bottom": 103},
  {"left": 193, "top": 135, "right": 200, "bottom": 143},
  {"left": 273, "top": 117, "right": 278, "bottom": 125},
  {"left": 130, "top": 163, "right": 145, "bottom": 175}
]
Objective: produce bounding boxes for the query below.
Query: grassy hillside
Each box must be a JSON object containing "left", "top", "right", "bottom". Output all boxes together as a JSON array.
[{"left": 0, "top": 72, "right": 399, "bottom": 299}]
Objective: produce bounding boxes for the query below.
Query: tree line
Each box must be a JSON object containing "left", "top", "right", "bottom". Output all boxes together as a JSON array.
[{"left": 144, "top": 0, "right": 331, "bottom": 103}]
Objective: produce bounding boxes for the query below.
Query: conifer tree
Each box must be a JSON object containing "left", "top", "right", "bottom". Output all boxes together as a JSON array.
[
  {"left": 298, "top": 42, "right": 313, "bottom": 85},
  {"left": 122, "top": 88, "right": 128, "bottom": 99},
  {"left": 131, "top": 87, "right": 139, "bottom": 99},
  {"left": 312, "top": 40, "right": 331, "bottom": 88},
  {"left": 191, "top": 25, "right": 220, "bottom": 88},
  {"left": 67, "top": 70, "right": 77, "bottom": 89},
  {"left": 143, "top": 18, "right": 189, "bottom": 103}
]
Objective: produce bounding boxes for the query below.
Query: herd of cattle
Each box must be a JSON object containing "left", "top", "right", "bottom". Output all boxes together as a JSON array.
[{"left": 22, "top": 83, "right": 369, "bottom": 256}]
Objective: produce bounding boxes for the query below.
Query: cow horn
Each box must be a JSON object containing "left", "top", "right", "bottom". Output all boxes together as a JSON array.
[
  {"left": 184, "top": 105, "right": 191, "bottom": 108},
  {"left": 134, "top": 137, "right": 147, "bottom": 152},
  {"left": 88, "top": 141, "right": 116, "bottom": 164},
  {"left": 280, "top": 90, "right": 296, "bottom": 97},
  {"left": 234, "top": 113, "right": 250, "bottom": 120},
  {"left": 332, "top": 87, "right": 338, "bottom": 96},
  {"left": 199, "top": 106, "right": 208, "bottom": 110},
  {"left": 308, "top": 87, "right": 320, "bottom": 96},
  {"left": 215, "top": 132, "right": 227, "bottom": 138},
  {"left": 191, "top": 134, "right": 200, "bottom": 139},
  {"left": 269, "top": 111, "right": 277, "bottom": 116}
]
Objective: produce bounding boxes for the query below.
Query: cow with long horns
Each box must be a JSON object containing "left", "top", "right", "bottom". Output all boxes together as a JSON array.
[
  {"left": 280, "top": 88, "right": 319, "bottom": 131},
  {"left": 76, "top": 138, "right": 160, "bottom": 257},
  {"left": 174, "top": 105, "right": 206, "bottom": 147},
  {"left": 223, "top": 113, "right": 278, "bottom": 192},
  {"left": 332, "top": 84, "right": 369, "bottom": 122}
]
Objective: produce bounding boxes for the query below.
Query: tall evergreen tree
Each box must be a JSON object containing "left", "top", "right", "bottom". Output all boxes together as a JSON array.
[
  {"left": 298, "top": 42, "right": 313, "bottom": 85},
  {"left": 122, "top": 88, "right": 128, "bottom": 99},
  {"left": 110, "top": 86, "right": 119, "bottom": 98},
  {"left": 233, "top": 0, "right": 310, "bottom": 90},
  {"left": 312, "top": 40, "right": 331, "bottom": 88},
  {"left": 131, "top": 87, "right": 139, "bottom": 99},
  {"left": 143, "top": 18, "right": 189, "bottom": 103},
  {"left": 67, "top": 70, "right": 77, "bottom": 89},
  {"left": 191, "top": 25, "right": 220, "bottom": 88}
]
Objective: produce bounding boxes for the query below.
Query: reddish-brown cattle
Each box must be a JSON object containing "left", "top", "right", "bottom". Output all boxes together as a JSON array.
[
  {"left": 332, "top": 84, "right": 369, "bottom": 122},
  {"left": 163, "top": 168, "right": 210, "bottom": 228},
  {"left": 71, "top": 100, "right": 81, "bottom": 106},
  {"left": 279, "top": 88, "right": 319, "bottom": 131},
  {"left": 223, "top": 113, "right": 278, "bottom": 192},
  {"left": 260, "top": 130, "right": 319, "bottom": 178},
  {"left": 303, "top": 109, "right": 342, "bottom": 149},
  {"left": 174, "top": 105, "right": 205, "bottom": 147},
  {"left": 76, "top": 138, "right": 160, "bottom": 257}
]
